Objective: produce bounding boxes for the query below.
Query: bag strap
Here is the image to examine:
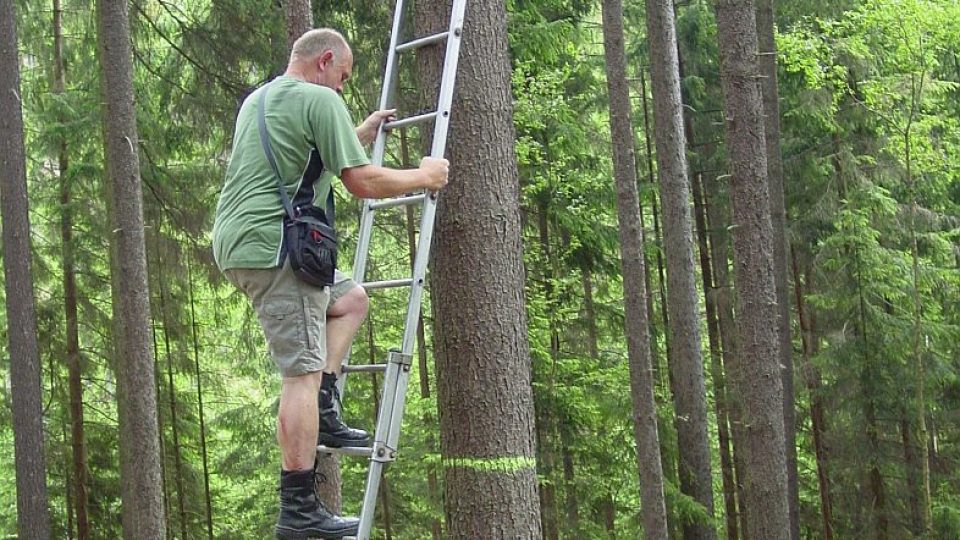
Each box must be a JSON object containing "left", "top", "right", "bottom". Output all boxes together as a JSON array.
[{"left": 257, "top": 82, "right": 335, "bottom": 224}]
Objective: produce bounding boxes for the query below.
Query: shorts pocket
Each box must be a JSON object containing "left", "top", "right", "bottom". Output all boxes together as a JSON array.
[{"left": 258, "top": 297, "right": 307, "bottom": 361}]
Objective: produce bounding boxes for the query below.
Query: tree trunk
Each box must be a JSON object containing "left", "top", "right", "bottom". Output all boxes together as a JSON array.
[
  {"left": 791, "top": 248, "right": 833, "bottom": 540},
  {"left": 693, "top": 170, "right": 739, "bottom": 540},
  {"left": 855, "top": 260, "right": 886, "bottom": 540},
  {"left": 280, "top": 0, "right": 312, "bottom": 52},
  {"left": 96, "top": 0, "right": 166, "bottom": 536},
  {"left": 156, "top": 248, "right": 188, "bottom": 540},
  {"left": 900, "top": 408, "right": 923, "bottom": 535},
  {"left": 712, "top": 1, "right": 789, "bottom": 537},
  {"left": 53, "top": 0, "right": 91, "bottom": 535},
  {"left": 705, "top": 172, "right": 748, "bottom": 540},
  {"left": 754, "top": 4, "right": 798, "bottom": 537},
  {"left": 186, "top": 259, "right": 215, "bottom": 539},
  {"left": 416, "top": 1, "right": 542, "bottom": 536},
  {"left": 600, "top": 0, "right": 669, "bottom": 536},
  {"left": 535, "top": 201, "right": 560, "bottom": 540},
  {"left": 646, "top": 4, "right": 717, "bottom": 534},
  {"left": 1, "top": 1, "right": 52, "bottom": 537}
]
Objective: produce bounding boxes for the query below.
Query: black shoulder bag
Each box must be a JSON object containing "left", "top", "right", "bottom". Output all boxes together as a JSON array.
[{"left": 257, "top": 83, "right": 338, "bottom": 287}]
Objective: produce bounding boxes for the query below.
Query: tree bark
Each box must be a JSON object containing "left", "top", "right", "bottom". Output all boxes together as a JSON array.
[
  {"left": 1, "top": 2, "right": 52, "bottom": 537},
  {"left": 791, "top": 247, "right": 833, "bottom": 540},
  {"left": 53, "top": 0, "right": 90, "bottom": 535},
  {"left": 156, "top": 248, "right": 188, "bottom": 540},
  {"left": 96, "top": 0, "right": 167, "bottom": 536},
  {"left": 693, "top": 170, "right": 739, "bottom": 540},
  {"left": 535, "top": 201, "right": 560, "bottom": 540},
  {"left": 600, "top": 0, "right": 669, "bottom": 536},
  {"left": 705, "top": 171, "right": 748, "bottom": 540},
  {"left": 646, "top": 4, "right": 717, "bottom": 535},
  {"left": 416, "top": 1, "right": 542, "bottom": 536},
  {"left": 754, "top": 4, "right": 798, "bottom": 537},
  {"left": 186, "top": 259, "right": 214, "bottom": 539},
  {"left": 280, "top": 0, "right": 312, "bottom": 52},
  {"left": 712, "top": 1, "right": 789, "bottom": 537}
]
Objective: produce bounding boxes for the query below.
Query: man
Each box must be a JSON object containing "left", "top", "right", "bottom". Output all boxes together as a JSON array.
[{"left": 212, "top": 28, "right": 448, "bottom": 539}]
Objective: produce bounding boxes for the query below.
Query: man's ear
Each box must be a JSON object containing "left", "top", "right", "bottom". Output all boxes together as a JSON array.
[{"left": 316, "top": 50, "right": 334, "bottom": 72}]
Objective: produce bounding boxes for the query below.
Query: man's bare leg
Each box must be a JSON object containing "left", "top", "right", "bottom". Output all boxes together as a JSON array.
[
  {"left": 278, "top": 371, "right": 323, "bottom": 470},
  {"left": 317, "top": 285, "right": 371, "bottom": 447},
  {"left": 325, "top": 286, "right": 369, "bottom": 372}
]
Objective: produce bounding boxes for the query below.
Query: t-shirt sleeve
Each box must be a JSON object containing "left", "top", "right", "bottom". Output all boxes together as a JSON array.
[{"left": 305, "top": 88, "right": 371, "bottom": 176}]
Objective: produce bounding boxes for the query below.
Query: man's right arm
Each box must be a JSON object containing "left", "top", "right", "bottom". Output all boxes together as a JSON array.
[{"left": 340, "top": 157, "right": 449, "bottom": 199}]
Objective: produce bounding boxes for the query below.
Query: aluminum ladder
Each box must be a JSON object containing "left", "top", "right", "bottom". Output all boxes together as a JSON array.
[{"left": 316, "top": 0, "right": 467, "bottom": 538}]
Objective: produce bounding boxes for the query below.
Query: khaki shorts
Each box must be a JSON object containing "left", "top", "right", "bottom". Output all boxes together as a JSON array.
[{"left": 225, "top": 264, "right": 359, "bottom": 378}]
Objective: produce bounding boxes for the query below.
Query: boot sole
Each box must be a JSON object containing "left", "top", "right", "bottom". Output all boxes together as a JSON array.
[
  {"left": 276, "top": 523, "right": 359, "bottom": 539},
  {"left": 317, "top": 433, "right": 371, "bottom": 448}
]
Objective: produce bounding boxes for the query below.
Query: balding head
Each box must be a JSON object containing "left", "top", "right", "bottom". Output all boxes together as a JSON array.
[
  {"left": 285, "top": 28, "right": 354, "bottom": 94},
  {"left": 290, "top": 28, "right": 350, "bottom": 64}
]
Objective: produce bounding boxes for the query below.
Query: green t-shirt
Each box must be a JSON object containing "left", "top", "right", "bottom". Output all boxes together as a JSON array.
[{"left": 212, "top": 76, "right": 370, "bottom": 270}]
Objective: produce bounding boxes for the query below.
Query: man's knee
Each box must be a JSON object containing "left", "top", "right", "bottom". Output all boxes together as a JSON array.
[{"left": 329, "top": 285, "right": 368, "bottom": 319}]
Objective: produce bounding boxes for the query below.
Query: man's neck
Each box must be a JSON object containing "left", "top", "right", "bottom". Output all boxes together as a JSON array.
[{"left": 284, "top": 64, "right": 312, "bottom": 83}]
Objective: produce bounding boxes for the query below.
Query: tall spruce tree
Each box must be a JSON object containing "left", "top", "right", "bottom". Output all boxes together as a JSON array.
[
  {"left": 645, "top": 1, "right": 717, "bottom": 536},
  {"left": 712, "top": 0, "right": 789, "bottom": 537},
  {"left": 96, "top": 0, "right": 166, "bottom": 537},
  {"left": 1, "top": 1, "right": 52, "bottom": 537},
  {"left": 415, "top": 0, "right": 543, "bottom": 536},
  {"left": 600, "top": 0, "right": 670, "bottom": 536},
  {"left": 755, "top": 1, "right": 799, "bottom": 536}
]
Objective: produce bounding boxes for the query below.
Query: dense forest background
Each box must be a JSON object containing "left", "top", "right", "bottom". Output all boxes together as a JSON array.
[{"left": 2, "top": 0, "right": 959, "bottom": 538}]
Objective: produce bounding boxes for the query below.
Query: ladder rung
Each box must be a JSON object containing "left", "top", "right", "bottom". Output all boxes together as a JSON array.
[
  {"left": 368, "top": 193, "right": 426, "bottom": 210},
  {"left": 362, "top": 278, "right": 414, "bottom": 290},
  {"left": 342, "top": 364, "right": 388, "bottom": 374},
  {"left": 317, "top": 445, "right": 374, "bottom": 458},
  {"left": 395, "top": 31, "right": 450, "bottom": 53},
  {"left": 383, "top": 111, "right": 438, "bottom": 131}
]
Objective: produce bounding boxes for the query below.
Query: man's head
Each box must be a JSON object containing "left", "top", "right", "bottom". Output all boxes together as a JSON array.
[{"left": 288, "top": 28, "right": 353, "bottom": 94}]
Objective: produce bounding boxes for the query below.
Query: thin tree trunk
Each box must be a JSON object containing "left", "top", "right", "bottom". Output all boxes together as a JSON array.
[
  {"left": 1, "top": 1, "right": 52, "bottom": 537},
  {"left": 560, "top": 425, "right": 579, "bottom": 537},
  {"left": 638, "top": 70, "right": 681, "bottom": 538},
  {"left": 712, "top": 1, "right": 789, "bottom": 537},
  {"left": 96, "top": 0, "right": 166, "bottom": 535},
  {"left": 186, "top": 259, "right": 214, "bottom": 539},
  {"left": 693, "top": 171, "right": 739, "bottom": 540},
  {"left": 905, "top": 113, "right": 933, "bottom": 534},
  {"left": 156, "top": 245, "right": 188, "bottom": 540},
  {"left": 53, "top": 0, "right": 90, "bottom": 535},
  {"left": 791, "top": 247, "right": 833, "bottom": 540},
  {"left": 900, "top": 408, "right": 923, "bottom": 534},
  {"left": 755, "top": 3, "right": 798, "bottom": 536},
  {"left": 600, "top": 0, "right": 669, "bottom": 536},
  {"left": 705, "top": 172, "right": 748, "bottom": 540},
  {"left": 535, "top": 200, "right": 560, "bottom": 540},
  {"left": 364, "top": 308, "right": 393, "bottom": 537},
  {"left": 417, "top": 1, "right": 543, "bottom": 535},
  {"left": 855, "top": 257, "right": 886, "bottom": 539},
  {"left": 645, "top": 4, "right": 717, "bottom": 532},
  {"left": 637, "top": 69, "right": 667, "bottom": 392},
  {"left": 280, "top": 0, "right": 312, "bottom": 52}
]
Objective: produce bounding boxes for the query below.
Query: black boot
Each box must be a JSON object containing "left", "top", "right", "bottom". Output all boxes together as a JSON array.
[
  {"left": 276, "top": 469, "right": 359, "bottom": 539},
  {"left": 317, "top": 373, "right": 371, "bottom": 447}
]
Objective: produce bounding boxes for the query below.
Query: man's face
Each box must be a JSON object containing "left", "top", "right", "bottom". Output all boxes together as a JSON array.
[{"left": 316, "top": 48, "right": 353, "bottom": 95}]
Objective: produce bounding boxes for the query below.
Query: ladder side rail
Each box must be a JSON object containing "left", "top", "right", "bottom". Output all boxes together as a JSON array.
[
  {"left": 352, "top": 0, "right": 407, "bottom": 289},
  {"left": 356, "top": 353, "right": 405, "bottom": 538}
]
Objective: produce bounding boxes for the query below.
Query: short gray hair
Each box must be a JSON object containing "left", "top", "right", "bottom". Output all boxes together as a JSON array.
[{"left": 290, "top": 28, "right": 350, "bottom": 62}]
